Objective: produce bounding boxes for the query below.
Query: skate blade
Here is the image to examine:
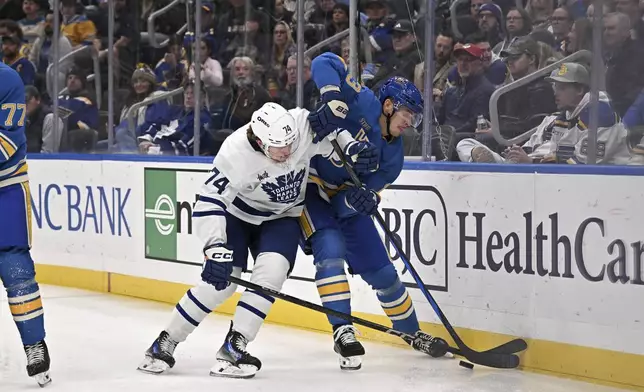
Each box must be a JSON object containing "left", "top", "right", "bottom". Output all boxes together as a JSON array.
[
  {"left": 137, "top": 356, "right": 170, "bottom": 374},
  {"left": 339, "top": 355, "right": 362, "bottom": 371},
  {"left": 33, "top": 371, "right": 51, "bottom": 388},
  {"left": 210, "top": 359, "right": 257, "bottom": 379}
]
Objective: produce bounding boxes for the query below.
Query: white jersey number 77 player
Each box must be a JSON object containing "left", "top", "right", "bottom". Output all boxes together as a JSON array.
[{"left": 138, "top": 102, "right": 379, "bottom": 378}]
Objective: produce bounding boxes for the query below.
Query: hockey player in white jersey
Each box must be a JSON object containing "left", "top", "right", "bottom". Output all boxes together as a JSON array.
[{"left": 138, "top": 102, "right": 378, "bottom": 378}]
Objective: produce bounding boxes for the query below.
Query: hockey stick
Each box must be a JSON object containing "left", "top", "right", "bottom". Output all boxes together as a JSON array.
[
  {"left": 226, "top": 275, "right": 521, "bottom": 358},
  {"left": 330, "top": 140, "right": 526, "bottom": 369}
]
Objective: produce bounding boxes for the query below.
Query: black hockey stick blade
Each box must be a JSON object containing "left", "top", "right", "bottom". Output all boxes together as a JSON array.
[
  {"left": 449, "top": 338, "right": 527, "bottom": 357},
  {"left": 329, "top": 140, "right": 524, "bottom": 369},
  {"left": 227, "top": 275, "right": 460, "bottom": 355}
]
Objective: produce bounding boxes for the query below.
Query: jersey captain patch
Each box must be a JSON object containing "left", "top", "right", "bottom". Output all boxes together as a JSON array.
[{"left": 261, "top": 167, "right": 306, "bottom": 204}]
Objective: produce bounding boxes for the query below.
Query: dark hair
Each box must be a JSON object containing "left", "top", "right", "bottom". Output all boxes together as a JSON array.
[
  {"left": 437, "top": 30, "right": 454, "bottom": 41},
  {"left": 463, "top": 30, "right": 488, "bottom": 45},
  {"left": 0, "top": 19, "right": 24, "bottom": 40},
  {"left": 506, "top": 7, "right": 533, "bottom": 35}
]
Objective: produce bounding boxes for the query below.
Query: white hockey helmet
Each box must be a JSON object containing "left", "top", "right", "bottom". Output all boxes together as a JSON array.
[{"left": 251, "top": 102, "right": 299, "bottom": 162}]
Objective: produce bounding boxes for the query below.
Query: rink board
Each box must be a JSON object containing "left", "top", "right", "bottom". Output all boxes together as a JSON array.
[{"left": 24, "top": 154, "right": 644, "bottom": 390}]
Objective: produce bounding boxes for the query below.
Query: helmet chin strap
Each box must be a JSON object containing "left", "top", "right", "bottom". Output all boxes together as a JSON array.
[{"left": 383, "top": 106, "right": 395, "bottom": 138}]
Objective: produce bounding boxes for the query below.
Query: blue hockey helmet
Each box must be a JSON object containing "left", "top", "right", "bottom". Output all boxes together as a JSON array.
[{"left": 377, "top": 76, "right": 424, "bottom": 128}]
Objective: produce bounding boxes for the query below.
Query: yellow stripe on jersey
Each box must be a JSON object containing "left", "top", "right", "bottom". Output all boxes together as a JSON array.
[
  {"left": 299, "top": 208, "right": 314, "bottom": 239},
  {"left": 21, "top": 181, "right": 32, "bottom": 246},
  {"left": 0, "top": 132, "right": 17, "bottom": 158}
]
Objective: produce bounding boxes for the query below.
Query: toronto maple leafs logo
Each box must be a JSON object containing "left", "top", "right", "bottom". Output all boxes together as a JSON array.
[{"left": 261, "top": 168, "right": 306, "bottom": 204}]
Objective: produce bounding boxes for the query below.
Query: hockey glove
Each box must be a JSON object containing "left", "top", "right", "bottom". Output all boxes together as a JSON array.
[
  {"left": 308, "top": 90, "right": 350, "bottom": 143},
  {"left": 344, "top": 140, "right": 379, "bottom": 174},
  {"left": 201, "top": 244, "right": 234, "bottom": 291},
  {"left": 345, "top": 186, "right": 380, "bottom": 216}
]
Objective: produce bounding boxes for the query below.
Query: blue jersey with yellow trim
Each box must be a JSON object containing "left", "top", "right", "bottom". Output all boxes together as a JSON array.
[
  {"left": 309, "top": 52, "right": 404, "bottom": 195},
  {"left": 0, "top": 62, "right": 28, "bottom": 189}
]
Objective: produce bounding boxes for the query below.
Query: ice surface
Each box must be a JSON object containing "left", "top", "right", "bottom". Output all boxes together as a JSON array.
[{"left": 0, "top": 285, "right": 622, "bottom": 392}]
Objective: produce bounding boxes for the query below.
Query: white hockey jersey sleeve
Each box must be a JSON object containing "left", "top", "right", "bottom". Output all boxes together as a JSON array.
[{"left": 192, "top": 157, "right": 240, "bottom": 250}]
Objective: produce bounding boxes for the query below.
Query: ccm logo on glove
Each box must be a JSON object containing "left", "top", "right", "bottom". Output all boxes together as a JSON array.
[{"left": 210, "top": 252, "right": 234, "bottom": 262}]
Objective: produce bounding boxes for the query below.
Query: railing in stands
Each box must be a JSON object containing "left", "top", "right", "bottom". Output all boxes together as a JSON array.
[
  {"left": 304, "top": 26, "right": 373, "bottom": 65},
  {"left": 126, "top": 87, "right": 185, "bottom": 135},
  {"left": 489, "top": 50, "right": 593, "bottom": 146},
  {"left": 46, "top": 45, "right": 102, "bottom": 109},
  {"left": 146, "top": 0, "right": 188, "bottom": 48}
]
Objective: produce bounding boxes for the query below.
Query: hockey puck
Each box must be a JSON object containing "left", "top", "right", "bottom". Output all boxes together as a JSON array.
[{"left": 459, "top": 360, "right": 474, "bottom": 369}]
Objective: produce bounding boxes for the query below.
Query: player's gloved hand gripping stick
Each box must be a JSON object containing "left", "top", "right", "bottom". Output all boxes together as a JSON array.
[{"left": 328, "top": 139, "right": 527, "bottom": 369}]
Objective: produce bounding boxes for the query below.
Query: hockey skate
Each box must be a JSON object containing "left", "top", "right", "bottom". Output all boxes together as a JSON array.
[
  {"left": 138, "top": 331, "right": 178, "bottom": 374},
  {"left": 333, "top": 324, "right": 365, "bottom": 370},
  {"left": 409, "top": 331, "right": 449, "bottom": 358},
  {"left": 210, "top": 322, "right": 262, "bottom": 379},
  {"left": 24, "top": 340, "right": 51, "bottom": 388}
]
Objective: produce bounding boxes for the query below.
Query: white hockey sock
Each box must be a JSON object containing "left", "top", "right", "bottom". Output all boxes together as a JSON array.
[
  {"left": 232, "top": 253, "right": 289, "bottom": 342},
  {"left": 166, "top": 268, "right": 241, "bottom": 342}
]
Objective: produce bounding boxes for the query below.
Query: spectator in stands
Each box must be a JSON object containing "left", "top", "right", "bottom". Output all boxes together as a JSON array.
[
  {"left": 614, "top": 0, "right": 644, "bottom": 40},
  {"left": 29, "top": 10, "right": 72, "bottom": 80},
  {"left": 413, "top": 31, "right": 455, "bottom": 101},
  {"left": 478, "top": 3, "right": 505, "bottom": 48},
  {"left": 94, "top": 0, "right": 136, "bottom": 85},
  {"left": 138, "top": 80, "right": 212, "bottom": 156},
  {"left": 57, "top": 67, "right": 100, "bottom": 152},
  {"left": 265, "top": 21, "right": 296, "bottom": 98},
  {"left": 326, "top": 2, "right": 349, "bottom": 38},
  {"left": 526, "top": 0, "right": 554, "bottom": 31},
  {"left": 112, "top": 64, "right": 170, "bottom": 152},
  {"left": 278, "top": 54, "right": 318, "bottom": 110},
  {"left": 564, "top": 18, "right": 592, "bottom": 55},
  {"left": 493, "top": 7, "right": 533, "bottom": 55},
  {"left": 211, "top": 56, "right": 271, "bottom": 131},
  {"left": 273, "top": 0, "right": 294, "bottom": 26},
  {"left": 604, "top": 12, "right": 644, "bottom": 118},
  {"left": 586, "top": 2, "right": 614, "bottom": 21},
  {"left": 497, "top": 37, "right": 556, "bottom": 139},
  {"left": 188, "top": 36, "right": 224, "bottom": 91},
  {"left": 60, "top": 0, "right": 97, "bottom": 47},
  {"left": 457, "top": 63, "right": 620, "bottom": 164},
  {"left": 0, "top": 19, "right": 29, "bottom": 59},
  {"left": 309, "top": 0, "right": 335, "bottom": 25},
  {"left": 24, "top": 85, "right": 64, "bottom": 153},
  {"left": 216, "top": 0, "right": 271, "bottom": 68},
  {"left": 2, "top": 35, "right": 36, "bottom": 85},
  {"left": 470, "top": 0, "right": 490, "bottom": 18},
  {"left": 447, "top": 32, "right": 508, "bottom": 87},
  {"left": 366, "top": 20, "right": 421, "bottom": 90},
  {"left": 155, "top": 35, "right": 187, "bottom": 90},
  {"left": 436, "top": 43, "right": 495, "bottom": 160},
  {"left": 19, "top": 0, "right": 46, "bottom": 43},
  {"left": 58, "top": 66, "right": 98, "bottom": 131},
  {"left": 365, "top": 0, "right": 396, "bottom": 64},
  {"left": 550, "top": 7, "right": 573, "bottom": 52},
  {"left": 0, "top": 0, "right": 26, "bottom": 21}
]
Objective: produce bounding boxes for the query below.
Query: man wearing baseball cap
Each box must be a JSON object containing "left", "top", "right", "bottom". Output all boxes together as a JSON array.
[
  {"left": 457, "top": 62, "right": 619, "bottom": 164},
  {"left": 433, "top": 42, "right": 495, "bottom": 160},
  {"left": 497, "top": 37, "right": 556, "bottom": 140},
  {"left": 366, "top": 19, "right": 422, "bottom": 90},
  {"left": 1, "top": 35, "right": 36, "bottom": 85}
]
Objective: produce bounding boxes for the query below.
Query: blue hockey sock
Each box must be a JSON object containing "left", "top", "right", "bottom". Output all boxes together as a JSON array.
[
  {"left": 315, "top": 258, "right": 352, "bottom": 327},
  {"left": 361, "top": 265, "right": 420, "bottom": 334},
  {"left": 7, "top": 279, "right": 45, "bottom": 346}
]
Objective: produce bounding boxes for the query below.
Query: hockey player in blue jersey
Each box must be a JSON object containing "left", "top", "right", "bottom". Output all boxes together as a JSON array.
[
  {"left": 0, "top": 62, "right": 51, "bottom": 387},
  {"left": 301, "top": 52, "right": 449, "bottom": 370}
]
